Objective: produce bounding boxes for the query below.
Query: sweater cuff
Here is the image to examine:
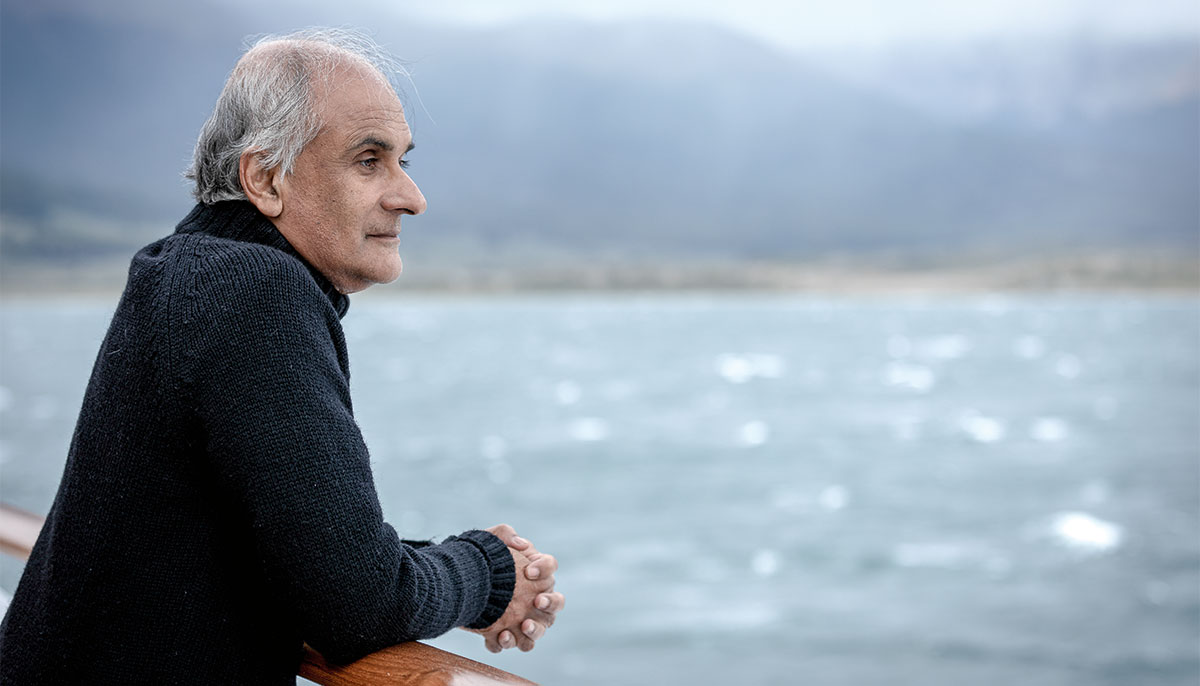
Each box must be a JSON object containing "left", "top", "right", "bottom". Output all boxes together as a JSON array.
[{"left": 446, "top": 529, "right": 515, "bottom": 630}]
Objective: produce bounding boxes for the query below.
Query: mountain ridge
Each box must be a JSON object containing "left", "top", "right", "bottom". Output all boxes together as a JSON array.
[{"left": 1, "top": 4, "right": 1195, "bottom": 266}]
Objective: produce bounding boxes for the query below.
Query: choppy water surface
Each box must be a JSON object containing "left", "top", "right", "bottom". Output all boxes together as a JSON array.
[{"left": 1, "top": 294, "right": 1197, "bottom": 685}]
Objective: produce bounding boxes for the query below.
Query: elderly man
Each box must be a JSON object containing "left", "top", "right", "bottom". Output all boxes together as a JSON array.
[{"left": 0, "top": 29, "right": 561, "bottom": 683}]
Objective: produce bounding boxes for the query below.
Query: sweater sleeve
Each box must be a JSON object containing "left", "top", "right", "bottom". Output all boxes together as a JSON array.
[{"left": 178, "top": 249, "right": 513, "bottom": 663}]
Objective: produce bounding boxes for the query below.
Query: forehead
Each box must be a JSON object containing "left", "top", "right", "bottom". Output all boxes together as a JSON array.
[{"left": 312, "top": 66, "right": 409, "bottom": 144}]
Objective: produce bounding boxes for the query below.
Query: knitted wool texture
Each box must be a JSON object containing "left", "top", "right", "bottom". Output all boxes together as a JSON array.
[{"left": 0, "top": 201, "right": 515, "bottom": 685}]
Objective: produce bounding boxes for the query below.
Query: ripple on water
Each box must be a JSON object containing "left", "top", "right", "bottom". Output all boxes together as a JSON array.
[
  {"left": 567, "top": 417, "right": 609, "bottom": 442},
  {"left": 30, "top": 396, "right": 58, "bottom": 422},
  {"left": 883, "top": 361, "right": 935, "bottom": 392},
  {"left": 959, "top": 411, "right": 1006, "bottom": 443},
  {"left": 383, "top": 358, "right": 409, "bottom": 381},
  {"left": 634, "top": 603, "right": 779, "bottom": 634},
  {"left": 1079, "top": 480, "right": 1111, "bottom": 506},
  {"left": 818, "top": 485, "right": 849, "bottom": 511},
  {"left": 486, "top": 460, "right": 512, "bottom": 485},
  {"left": 1092, "top": 395, "right": 1119, "bottom": 421},
  {"left": 890, "top": 415, "right": 924, "bottom": 442},
  {"left": 891, "top": 540, "right": 1012, "bottom": 577},
  {"left": 751, "top": 549, "right": 780, "bottom": 577},
  {"left": 1055, "top": 354, "right": 1083, "bottom": 379},
  {"left": 1030, "top": 417, "right": 1070, "bottom": 442},
  {"left": 1048, "top": 511, "right": 1123, "bottom": 554},
  {"left": 555, "top": 380, "right": 582, "bottom": 405},
  {"left": 919, "top": 334, "right": 970, "bottom": 360},
  {"left": 479, "top": 435, "right": 508, "bottom": 460},
  {"left": 1013, "top": 335, "right": 1046, "bottom": 359},
  {"left": 887, "top": 335, "right": 912, "bottom": 358},
  {"left": 715, "top": 353, "right": 785, "bottom": 384},
  {"left": 739, "top": 421, "right": 769, "bottom": 447}
]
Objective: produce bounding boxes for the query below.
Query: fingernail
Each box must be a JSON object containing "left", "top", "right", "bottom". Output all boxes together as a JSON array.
[
  {"left": 526, "top": 566, "right": 540, "bottom": 579},
  {"left": 512, "top": 536, "right": 528, "bottom": 547},
  {"left": 537, "top": 596, "right": 550, "bottom": 610}
]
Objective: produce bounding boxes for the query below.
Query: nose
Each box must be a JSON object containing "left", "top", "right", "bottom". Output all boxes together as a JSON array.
[{"left": 383, "top": 167, "right": 427, "bottom": 216}]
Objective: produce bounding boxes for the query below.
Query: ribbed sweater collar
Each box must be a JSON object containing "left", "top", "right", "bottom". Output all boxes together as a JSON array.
[{"left": 175, "top": 201, "right": 350, "bottom": 318}]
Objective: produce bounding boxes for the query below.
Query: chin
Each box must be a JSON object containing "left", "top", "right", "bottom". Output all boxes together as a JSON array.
[
  {"left": 334, "top": 269, "right": 401, "bottom": 294},
  {"left": 369, "top": 261, "right": 404, "bottom": 287},
  {"left": 381, "top": 259, "right": 403, "bottom": 283}
]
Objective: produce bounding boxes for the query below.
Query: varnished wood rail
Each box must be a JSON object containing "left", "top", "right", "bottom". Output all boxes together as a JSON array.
[
  {"left": 0, "top": 504, "right": 536, "bottom": 686},
  {"left": 0, "top": 505, "right": 41, "bottom": 560}
]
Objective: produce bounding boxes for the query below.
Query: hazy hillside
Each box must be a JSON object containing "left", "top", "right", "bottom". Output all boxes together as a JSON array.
[
  {"left": 803, "top": 36, "right": 1200, "bottom": 130},
  {"left": 1, "top": 1, "right": 1196, "bottom": 272}
]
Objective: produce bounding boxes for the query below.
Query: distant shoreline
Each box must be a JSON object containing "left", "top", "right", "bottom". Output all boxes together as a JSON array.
[{"left": 2, "top": 253, "right": 1197, "bottom": 298}]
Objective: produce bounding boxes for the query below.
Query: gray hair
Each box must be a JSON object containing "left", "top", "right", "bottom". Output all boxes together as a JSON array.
[{"left": 186, "top": 28, "right": 408, "bottom": 204}]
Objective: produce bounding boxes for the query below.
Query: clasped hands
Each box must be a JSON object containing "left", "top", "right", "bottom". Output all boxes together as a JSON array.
[{"left": 466, "top": 524, "right": 564, "bottom": 653}]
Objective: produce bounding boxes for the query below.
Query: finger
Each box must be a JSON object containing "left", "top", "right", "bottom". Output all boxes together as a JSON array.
[
  {"left": 486, "top": 524, "right": 518, "bottom": 546},
  {"left": 483, "top": 632, "right": 502, "bottom": 654},
  {"left": 513, "top": 628, "right": 536, "bottom": 652},
  {"left": 535, "top": 591, "right": 565, "bottom": 614},
  {"left": 525, "top": 554, "right": 557, "bottom": 580},
  {"left": 530, "top": 594, "right": 562, "bottom": 628},
  {"left": 521, "top": 619, "right": 546, "bottom": 642},
  {"left": 531, "top": 609, "right": 555, "bottom": 629},
  {"left": 498, "top": 629, "right": 517, "bottom": 651}
]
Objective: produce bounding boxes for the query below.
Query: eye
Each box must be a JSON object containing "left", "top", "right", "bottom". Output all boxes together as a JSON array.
[
  {"left": 358, "top": 157, "right": 379, "bottom": 170},
  {"left": 400, "top": 158, "right": 411, "bottom": 170}
]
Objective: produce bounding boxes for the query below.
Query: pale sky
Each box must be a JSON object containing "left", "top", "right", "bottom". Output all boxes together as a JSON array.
[
  {"left": 27, "top": 0, "right": 1200, "bottom": 50},
  {"left": 401, "top": 0, "right": 1200, "bottom": 49}
]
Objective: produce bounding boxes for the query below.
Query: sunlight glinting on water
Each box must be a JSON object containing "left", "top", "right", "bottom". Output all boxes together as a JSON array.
[
  {"left": 1050, "top": 511, "right": 1124, "bottom": 553},
  {"left": 1055, "top": 354, "right": 1084, "bottom": 379},
  {"left": 555, "top": 380, "right": 582, "bottom": 405},
  {"left": 715, "top": 353, "right": 786, "bottom": 384},
  {"left": 751, "top": 549, "right": 781, "bottom": 578},
  {"left": 883, "top": 361, "right": 936, "bottom": 392},
  {"left": 1014, "top": 335, "right": 1047, "bottom": 359},
  {"left": 739, "top": 421, "right": 770, "bottom": 447},
  {"left": 818, "top": 485, "right": 850, "bottom": 511},
  {"left": 567, "top": 417, "right": 610, "bottom": 442},
  {"left": 918, "top": 334, "right": 971, "bottom": 360},
  {"left": 3, "top": 297, "right": 1197, "bottom": 686},
  {"left": 1030, "top": 417, "right": 1070, "bottom": 442},
  {"left": 959, "top": 411, "right": 1007, "bottom": 443}
]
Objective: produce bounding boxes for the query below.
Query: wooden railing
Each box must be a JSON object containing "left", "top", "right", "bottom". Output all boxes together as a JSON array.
[{"left": 0, "top": 504, "right": 536, "bottom": 686}]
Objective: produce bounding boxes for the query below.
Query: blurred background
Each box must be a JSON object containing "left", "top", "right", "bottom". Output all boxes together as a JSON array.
[
  {"left": 1, "top": 1, "right": 1197, "bottom": 684},
  {"left": 2, "top": 0, "right": 1198, "bottom": 288}
]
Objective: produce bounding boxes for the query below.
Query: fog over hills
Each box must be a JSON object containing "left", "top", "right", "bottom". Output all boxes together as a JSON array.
[{"left": 1, "top": 1, "right": 1196, "bottom": 274}]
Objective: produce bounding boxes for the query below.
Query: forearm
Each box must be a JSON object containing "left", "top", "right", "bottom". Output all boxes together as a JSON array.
[{"left": 297, "top": 528, "right": 514, "bottom": 663}]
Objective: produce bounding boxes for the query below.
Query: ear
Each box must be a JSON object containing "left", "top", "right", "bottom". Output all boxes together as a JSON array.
[{"left": 239, "top": 150, "right": 284, "bottom": 218}]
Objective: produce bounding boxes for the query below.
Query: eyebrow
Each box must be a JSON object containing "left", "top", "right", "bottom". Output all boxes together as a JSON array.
[{"left": 351, "top": 136, "right": 415, "bottom": 155}]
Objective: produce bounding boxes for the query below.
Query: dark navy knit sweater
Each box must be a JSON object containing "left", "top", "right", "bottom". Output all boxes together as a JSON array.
[{"left": 0, "top": 201, "right": 514, "bottom": 684}]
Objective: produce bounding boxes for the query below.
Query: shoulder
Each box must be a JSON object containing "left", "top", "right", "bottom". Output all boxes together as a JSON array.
[
  {"left": 131, "top": 232, "right": 316, "bottom": 295},
  {"left": 130, "top": 233, "right": 342, "bottom": 355},
  {"left": 176, "top": 234, "right": 330, "bottom": 316},
  {"left": 175, "top": 237, "right": 348, "bottom": 375},
  {"left": 196, "top": 235, "right": 315, "bottom": 290}
]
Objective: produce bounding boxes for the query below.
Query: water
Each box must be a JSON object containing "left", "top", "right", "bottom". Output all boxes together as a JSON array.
[{"left": 1, "top": 294, "right": 1197, "bottom": 685}]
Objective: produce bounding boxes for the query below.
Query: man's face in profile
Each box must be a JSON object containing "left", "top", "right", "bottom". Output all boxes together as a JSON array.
[{"left": 273, "top": 66, "right": 427, "bottom": 294}]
